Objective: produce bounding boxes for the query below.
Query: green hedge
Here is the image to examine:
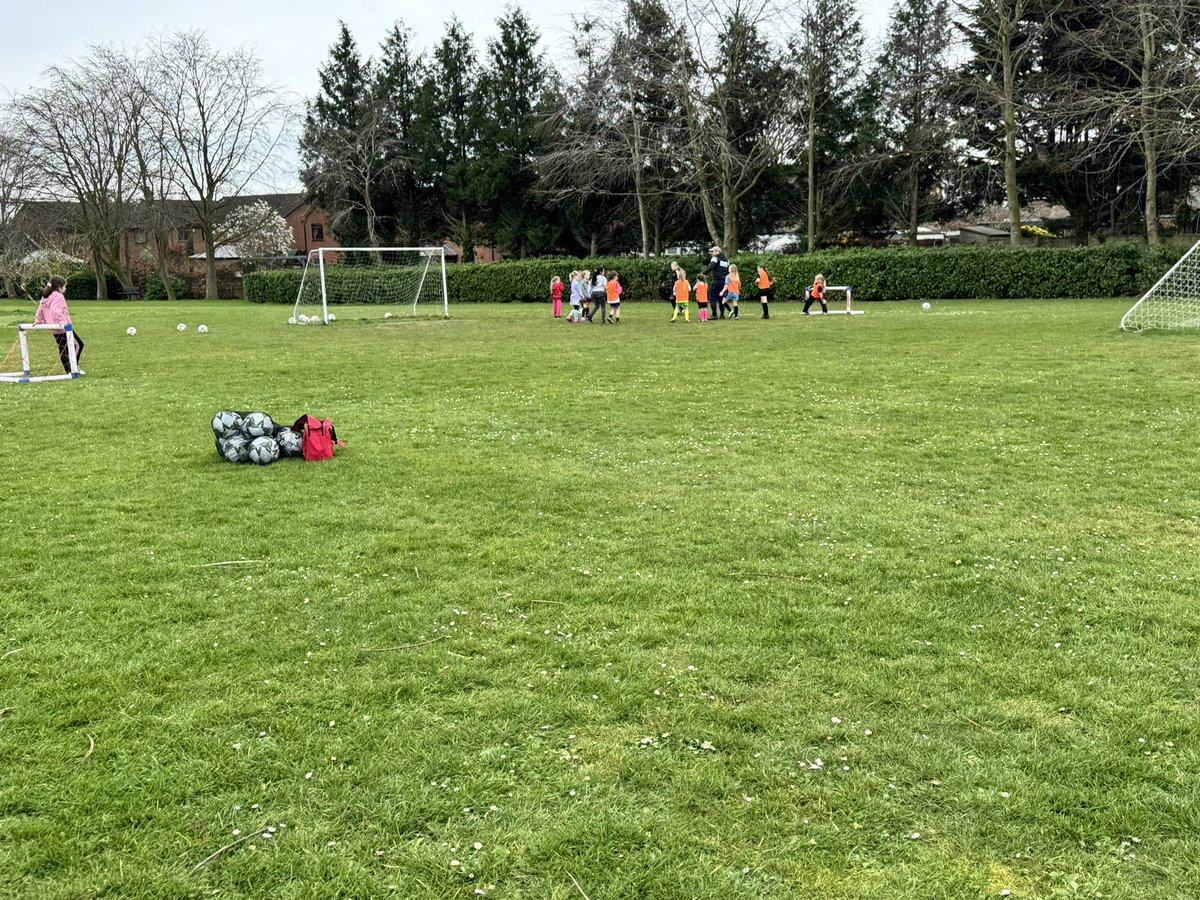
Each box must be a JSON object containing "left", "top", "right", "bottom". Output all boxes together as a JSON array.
[
  {"left": 63, "top": 270, "right": 126, "bottom": 300},
  {"left": 245, "top": 242, "right": 1174, "bottom": 305},
  {"left": 143, "top": 272, "right": 189, "bottom": 301}
]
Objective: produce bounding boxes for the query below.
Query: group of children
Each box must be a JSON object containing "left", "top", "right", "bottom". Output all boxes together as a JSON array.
[
  {"left": 551, "top": 270, "right": 624, "bottom": 324},
  {"left": 670, "top": 263, "right": 777, "bottom": 322},
  {"left": 550, "top": 265, "right": 840, "bottom": 323}
]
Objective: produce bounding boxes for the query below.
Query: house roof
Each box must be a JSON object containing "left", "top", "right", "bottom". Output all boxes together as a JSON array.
[
  {"left": 960, "top": 225, "right": 1010, "bottom": 237},
  {"left": 220, "top": 193, "right": 310, "bottom": 219}
]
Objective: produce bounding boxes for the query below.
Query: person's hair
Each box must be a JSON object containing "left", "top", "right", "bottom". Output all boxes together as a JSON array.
[
  {"left": 729, "top": 264, "right": 739, "bottom": 275},
  {"left": 697, "top": 274, "right": 707, "bottom": 284},
  {"left": 815, "top": 273, "right": 825, "bottom": 282},
  {"left": 43, "top": 275, "right": 66, "bottom": 299},
  {"left": 551, "top": 275, "right": 561, "bottom": 284},
  {"left": 608, "top": 270, "right": 617, "bottom": 279},
  {"left": 677, "top": 268, "right": 687, "bottom": 279}
]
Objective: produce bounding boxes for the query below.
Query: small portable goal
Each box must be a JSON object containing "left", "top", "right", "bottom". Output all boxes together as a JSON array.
[{"left": 0, "top": 323, "right": 82, "bottom": 383}]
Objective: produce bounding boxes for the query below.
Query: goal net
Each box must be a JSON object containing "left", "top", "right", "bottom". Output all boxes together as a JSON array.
[
  {"left": 291, "top": 247, "right": 449, "bottom": 324},
  {"left": 1121, "top": 239, "right": 1200, "bottom": 331},
  {"left": 0, "top": 323, "right": 82, "bottom": 383}
]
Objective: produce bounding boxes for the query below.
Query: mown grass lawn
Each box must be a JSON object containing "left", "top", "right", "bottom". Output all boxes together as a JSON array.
[{"left": 1, "top": 298, "right": 1197, "bottom": 899}]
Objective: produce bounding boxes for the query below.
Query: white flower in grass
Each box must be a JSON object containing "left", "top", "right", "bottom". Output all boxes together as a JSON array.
[
  {"left": 910, "top": 832, "right": 922, "bottom": 840},
  {"left": 1000, "top": 891, "right": 1011, "bottom": 897},
  {"left": 831, "top": 716, "right": 842, "bottom": 725},
  {"left": 305, "top": 772, "right": 314, "bottom": 780},
  {"left": 232, "top": 829, "right": 241, "bottom": 836},
  {"left": 250, "top": 804, "right": 260, "bottom": 811},
  {"left": 473, "top": 842, "right": 483, "bottom": 850},
  {"left": 1001, "top": 791, "right": 1010, "bottom": 799},
  {"left": 450, "top": 859, "right": 461, "bottom": 868}
]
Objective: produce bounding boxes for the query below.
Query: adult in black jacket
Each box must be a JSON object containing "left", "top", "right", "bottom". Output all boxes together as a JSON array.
[{"left": 706, "top": 246, "right": 731, "bottom": 318}]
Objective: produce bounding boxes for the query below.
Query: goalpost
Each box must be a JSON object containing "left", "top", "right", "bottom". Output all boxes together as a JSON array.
[
  {"left": 291, "top": 247, "right": 450, "bottom": 324},
  {"left": 1121, "top": 238, "right": 1200, "bottom": 331},
  {"left": 0, "top": 323, "right": 81, "bottom": 383}
]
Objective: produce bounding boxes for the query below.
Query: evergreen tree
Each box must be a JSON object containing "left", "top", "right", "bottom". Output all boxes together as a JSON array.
[
  {"left": 790, "top": 0, "right": 865, "bottom": 249},
  {"left": 875, "top": 0, "right": 956, "bottom": 243},
  {"left": 477, "top": 7, "right": 558, "bottom": 257},
  {"left": 373, "top": 22, "right": 435, "bottom": 245},
  {"left": 300, "top": 23, "right": 373, "bottom": 244},
  {"left": 429, "top": 18, "right": 486, "bottom": 261}
]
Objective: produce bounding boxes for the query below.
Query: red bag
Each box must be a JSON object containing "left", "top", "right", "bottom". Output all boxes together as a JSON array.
[{"left": 292, "top": 415, "right": 343, "bottom": 461}]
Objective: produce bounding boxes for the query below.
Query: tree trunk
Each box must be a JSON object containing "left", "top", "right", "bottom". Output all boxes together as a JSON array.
[
  {"left": 152, "top": 231, "right": 176, "bottom": 300},
  {"left": 1140, "top": 9, "right": 1160, "bottom": 246},
  {"left": 1001, "top": 37, "right": 1023, "bottom": 246},
  {"left": 93, "top": 250, "right": 108, "bottom": 300},
  {"left": 653, "top": 216, "right": 662, "bottom": 257},
  {"left": 634, "top": 171, "right": 650, "bottom": 258},
  {"left": 909, "top": 171, "right": 920, "bottom": 247},
  {"left": 722, "top": 183, "right": 739, "bottom": 256},
  {"left": 203, "top": 227, "right": 219, "bottom": 299},
  {"left": 807, "top": 82, "right": 817, "bottom": 253}
]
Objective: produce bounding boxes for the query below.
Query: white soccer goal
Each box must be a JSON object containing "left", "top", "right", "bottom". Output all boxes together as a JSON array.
[
  {"left": 0, "top": 323, "right": 81, "bottom": 383},
  {"left": 1121, "top": 238, "right": 1200, "bottom": 331},
  {"left": 291, "top": 247, "right": 450, "bottom": 324}
]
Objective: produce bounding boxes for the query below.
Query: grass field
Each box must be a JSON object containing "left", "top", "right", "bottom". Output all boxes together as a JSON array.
[{"left": 1, "top": 298, "right": 1198, "bottom": 899}]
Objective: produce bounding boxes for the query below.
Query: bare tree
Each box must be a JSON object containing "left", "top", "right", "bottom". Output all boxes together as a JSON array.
[
  {"left": 675, "top": 0, "right": 799, "bottom": 255},
  {"left": 1054, "top": 0, "right": 1200, "bottom": 244},
  {"left": 956, "top": 0, "right": 1057, "bottom": 245},
  {"left": 302, "top": 99, "right": 409, "bottom": 249},
  {"left": 0, "top": 121, "right": 41, "bottom": 296},
  {"left": 149, "top": 32, "right": 291, "bottom": 298},
  {"left": 537, "top": 8, "right": 689, "bottom": 257},
  {"left": 12, "top": 52, "right": 140, "bottom": 297}
]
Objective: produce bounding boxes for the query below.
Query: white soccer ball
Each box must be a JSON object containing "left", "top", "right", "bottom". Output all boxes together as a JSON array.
[
  {"left": 327, "top": 313, "right": 336, "bottom": 322},
  {"left": 198, "top": 324, "right": 209, "bottom": 334},
  {"left": 177, "top": 323, "right": 187, "bottom": 332},
  {"left": 383, "top": 311, "right": 393, "bottom": 319},
  {"left": 217, "top": 432, "right": 252, "bottom": 463},
  {"left": 247, "top": 435, "right": 280, "bottom": 466},
  {"left": 921, "top": 302, "right": 931, "bottom": 311},
  {"left": 297, "top": 314, "right": 310, "bottom": 324},
  {"left": 212, "top": 410, "right": 244, "bottom": 438},
  {"left": 242, "top": 411, "right": 276, "bottom": 437},
  {"left": 126, "top": 327, "right": 137, "bottom": 336},
  {"left": 288, "top": 316, "right": 297, "bottom": 325}
]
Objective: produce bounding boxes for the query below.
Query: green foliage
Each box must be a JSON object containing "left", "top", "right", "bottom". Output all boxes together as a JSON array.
[
  {"left": 248, "top": 244, "right": 1157, "bottom": 305},
  {"left": 61, "top": 270, "right": 125, "bottom": 300},
  {"left": 143, "top": 272, "right": 189, "bottom": 300}
]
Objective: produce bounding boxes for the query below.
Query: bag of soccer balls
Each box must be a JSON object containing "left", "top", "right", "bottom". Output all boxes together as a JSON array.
[{"left": 212, "top": 410, "right": 305, "bottom": 466}]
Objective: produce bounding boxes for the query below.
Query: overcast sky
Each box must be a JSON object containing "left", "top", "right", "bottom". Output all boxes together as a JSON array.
[{"left": 1, "top": 0, "right": 894, "bottom": 189}]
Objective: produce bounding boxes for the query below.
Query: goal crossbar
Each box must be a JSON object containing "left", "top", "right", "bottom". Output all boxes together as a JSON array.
[
  {"left": 293, "top": 246, "right": 450, "bottom": 323},
  {"left": 0, "top": 323, "right": 81, "bottom": 383}
]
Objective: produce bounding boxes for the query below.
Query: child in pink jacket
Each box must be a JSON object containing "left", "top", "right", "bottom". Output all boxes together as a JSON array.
[{"left": 35, "top": 276, "right": 84, "bottom": 373}]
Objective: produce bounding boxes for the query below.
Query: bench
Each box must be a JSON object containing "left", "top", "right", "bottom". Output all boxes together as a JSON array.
[{"left": 114, "top": 287, "right": 140, "bottom": 300}]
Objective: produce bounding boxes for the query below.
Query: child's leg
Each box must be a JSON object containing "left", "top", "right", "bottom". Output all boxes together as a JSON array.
[
  {"left": 803, "top": 289, "right": 813, "bottom": 314},
  {"left": 671, "top": 303, "right": 679, "bottom": 321},
  {"left": 683, "top": 301, "right": 690, "bottom": 322}
]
